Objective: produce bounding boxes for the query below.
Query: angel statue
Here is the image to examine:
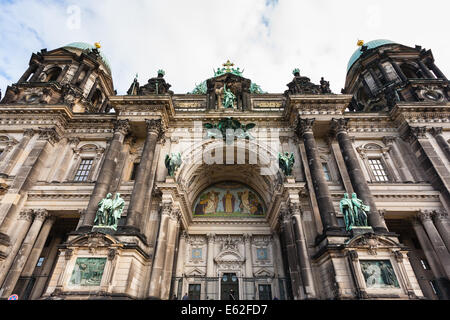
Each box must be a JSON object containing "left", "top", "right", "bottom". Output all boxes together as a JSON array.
[
  {"left": 278, "top": 152, "right": 295, "bottom": 176},
  {"left": 165, "top": 152, "right": 182, "bottom": 177}
]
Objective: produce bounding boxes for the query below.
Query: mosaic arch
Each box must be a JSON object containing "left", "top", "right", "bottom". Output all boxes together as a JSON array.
[{"left": 193, "top": 182, "right": 265, "bottom": 217}]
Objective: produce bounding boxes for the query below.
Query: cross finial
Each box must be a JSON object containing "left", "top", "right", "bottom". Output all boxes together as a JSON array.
[{"left": 223, "top": 60, "right": 234, "bottom": 73}]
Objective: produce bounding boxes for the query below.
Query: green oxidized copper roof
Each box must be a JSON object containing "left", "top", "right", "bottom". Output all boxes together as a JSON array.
[
  {"left": 63, "top": 42, "right": 111, "bottom": 74},
  {"left": 347, "top": 39, "right": 396, "bottom": 72}
]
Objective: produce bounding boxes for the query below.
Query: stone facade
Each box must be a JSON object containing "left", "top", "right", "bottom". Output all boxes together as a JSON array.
[{"left": 0, "top": 40, "right": 449, "bottom": 300}]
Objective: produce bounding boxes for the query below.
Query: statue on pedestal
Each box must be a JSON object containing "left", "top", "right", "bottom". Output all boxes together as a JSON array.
[
  {"left": 339, "top": 192, "right": 370, "bottom": 231},
  {"left": 93, "top": 192, "right": 125, "bottom": 231},
  {"left": 278, "top": 152, "right": 295, "bottom": 176}
]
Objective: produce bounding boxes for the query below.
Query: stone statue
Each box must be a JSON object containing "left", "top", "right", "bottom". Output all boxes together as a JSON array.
[
  {"left": 222, "top": 84, "right": 236, "bottom": 108},
  {"left": 165, "top": 152, "right": 182, "bottom": 176},
  {"left": 278, "top": 152, "right": 295, "bottom": 176},
  {"left": 93, "top": 192, "right": 125, "bottom": 231},
  {"left": 320, "top": 77, "right": 332, "bottom": 94},
  {"left": 339, "top": 193, "right": 354, "bottom": 231},
  {"left": 339, "top": 192, "right": 370, "bottom": 231}
]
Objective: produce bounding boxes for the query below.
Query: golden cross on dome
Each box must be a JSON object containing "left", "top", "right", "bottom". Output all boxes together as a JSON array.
[{"left": 223, "top": 60, "right": 234, "bottom": 73}]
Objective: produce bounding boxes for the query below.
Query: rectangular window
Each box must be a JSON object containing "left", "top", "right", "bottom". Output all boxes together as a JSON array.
[
  {"left": 420, "top": 259, "right": 431, "bottom": 270},
  {"left": 130, "top": 162, "right": 139, "bottom": 181},
  {"left": 74, "top": 158, "right": 94, "bottom": 182},
  {"left": 368, "top": 158, "right": 389, "bottom": 182},
  {"left": 429, "top": 280, "right": 438, "bottom": 295},
  {"left": 322, "top": 163, "right": 331, "bottom": 181},
  {"left": 36, "top": 257, "right": 45, "bottom": 267}
]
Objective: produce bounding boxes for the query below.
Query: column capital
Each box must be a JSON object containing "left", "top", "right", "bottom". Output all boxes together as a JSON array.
[
  {"left": 206, "top": 232, "right": 216, "bottom": 242},
  {"left": 429, "top": 127, "right": 443, "bottom": 137},
  {"left": 404, "top": 126, "right": 427, "bottom": 142},
  {"left": 146, "top": 118, "right": 165, "bottom": 142},
  {"left": 161, "top": 202, "right": 172, "bottom": 217},
  {"left": 296, "top": 117, "right": 315, "bottom": 137},
  {"left": 243, "top": 233, "right": 252, "bottom": 243},
  {"left": 169, "top": 208, "right": 181, "bottom": 221},
  {"left": 68, "top": 137, "right": 80, "bottom": 146},
  {"left": 114, "top": 119, "right": 131, "bottom": 136},
  {"left": 181, "top": 230, "right": 189, "bottom": 240},
  {"left": 417, "top": 210, "right": 433, "bottom": 222},
  {"left": 23, "top": 129, "right": 35, "bottom": 138},
  {"left": 279, "top": 207, "right": 293, "bottom": 225},
  {"left": 330, "top": 118, "right": 349, "bottom": 136},
  {"left": 37, "top": 127, "right": 61, "bottom": 145},
  {"left": 433, "top": 210, "right": 448, "bottom": 221},
  {"left": 18, "top": 209, "right": 34, "bottom": 221},
  {"left": 382, "top": 136, "right": 397, "bottom": 146},
  {"left": 34, "top": 209, "right": 49, "bottom": 221},
  {"left": 288, "top": 201, "right": 301, "bottom": 216}
]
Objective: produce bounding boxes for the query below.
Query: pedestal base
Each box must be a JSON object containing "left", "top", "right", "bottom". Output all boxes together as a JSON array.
[
  {"left": 350, "top": 226, "right": 373, "bottom": 237},
  {"left": 92, "top": 226, "right": 117, "bottom": 235}
]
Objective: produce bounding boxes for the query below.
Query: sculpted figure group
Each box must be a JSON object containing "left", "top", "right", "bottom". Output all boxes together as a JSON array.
[
  {"left": 339, "top": 192, "right": 370, "bottom": 231},
  {"left": 93, "top": 193, "right": 125, "bottom": 231}
]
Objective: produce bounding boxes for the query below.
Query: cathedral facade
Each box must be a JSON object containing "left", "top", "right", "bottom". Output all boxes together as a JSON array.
[{"left": 0, "top": 40, "right": 449, "bottom": 300}]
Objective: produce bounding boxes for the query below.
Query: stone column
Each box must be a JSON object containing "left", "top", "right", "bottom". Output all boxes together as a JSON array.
[
  {"left": 428, "top": 61, "right": 447, "bottom": 80},
  {"left": 243, "top": 233, "right": 254, "bottom": 300},
  {"left": 18, "top": 64, "right": 36, "bottom": 83},
  {"left": 272, "top": 231, "right": 286, "bottom": 299},
  {"left": 418, "top": 211, "right": 450, "bottom": 279},
  {"left": 377, "top": 63, "right": 390, "bottom": 83},
  {"left": 368, "top": 67, "right": 383, "bottom": 88},
  {"left": 296, "top": 118, "right": 340, "bottom": 233},
  {"left": 0, "top": 129, "right": 34, "bottom": 176},
  {"left": 78, "top": 120, "right": 130, "bottom": 232},
  {"left": 78, "top": 67, "right": 94, "bottom": 88},
  {"left": 29, "top": 235, "right": 62, "bottom": 299},
  {"left": 51, "top": 137, "right": 80, "bottom": 182},
  {"left": 56, "top": 65, "right": 70, "bottom": 83},
  {"left": 175, "top": 231, "right": 187, "bottom": 278},
  {"left": 148, "top": 203, "right": 171, "bottom": 298},
  {"left": 205, "top": 233, "right": 216, "bottom": 299},
  {"left": 331, "top": 118, "right": 388, "bottom": 232},
  {"left": 391, "top": 61, "right": 408, "bottom": 82},
  {"left": 412, "top": 218, "right": 450, "bottom": 299},
  {"left": 17, "top": 215, "right": 55, "bottom": 298},
  {"left": 279, "top": 208, "right": 304, "bottom": 300},
  {"left": 160, "top": 209, "right": 180, "bottom": 300},
  {"left": 290, "top": 202, "right": 316, "bottom": 299},
  {"left": 0, "top": 210, "right": 33, "bottom": 288},
  {"left": 0, "top": 128, "right": 59, "bottom": 241},
  {"left": 383, "top": 136, "right": 414, "bottom": 182},
  {"left": 125, "top": 119, "right": 163, "bottom": 233},
  {"left": 433, "top": 210, "right": 450, "bottom": 252},
  {"left": 70, "top": 63, "right": 86, "bottom": 85},
  {"left": 418, "top": 60, "right": 434, "bottom": 79},
  {"left": 404, "top": 126, "right": 450, "bottom": 209},
  {"left": 29, "top": 64, "right": 45, "bottom": 82},
  {"left": 429, "top": 127, "right": 450, "bottom": 162},
  {"left": 0, "top": 209, "right": 48, "bottom": 298}
]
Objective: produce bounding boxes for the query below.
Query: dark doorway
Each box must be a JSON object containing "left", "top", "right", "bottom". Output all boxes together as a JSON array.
[
  {"left": 258, "top": 284, "right": 272, "bottom": 300},
  {"left": 221, "top": 273, "right": 239, "bottom": 300},
  {"left": 188, "top": 284, "right": 201, "bottom": 300}
]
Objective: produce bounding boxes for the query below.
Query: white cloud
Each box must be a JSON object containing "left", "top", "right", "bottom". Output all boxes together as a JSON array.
[{"left": 0, "top": 0, "right": 449, "bottom": 96}]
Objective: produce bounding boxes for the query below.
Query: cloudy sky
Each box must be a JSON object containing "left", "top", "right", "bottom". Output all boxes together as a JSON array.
[{"left": 0, "top": 0, "right": 449, "bottom": 96}]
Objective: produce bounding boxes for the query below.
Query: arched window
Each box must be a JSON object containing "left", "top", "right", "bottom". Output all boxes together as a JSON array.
[
  {"left": 400, "top": 63, "right": 422, "bottom": 79},
  {"left": 90, "top": 89, "right": 103, "bottom": 108},
  {"left": 45, "top": 67, "right": 62, "bottom": 82}
]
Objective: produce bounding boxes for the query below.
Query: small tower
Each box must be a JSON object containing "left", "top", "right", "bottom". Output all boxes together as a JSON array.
[
  {"left": 344, "top": 39, "right": 449, "bottom": 112},
  {"left": 0, "top": 42, "right": 115, "bottom": 113}
]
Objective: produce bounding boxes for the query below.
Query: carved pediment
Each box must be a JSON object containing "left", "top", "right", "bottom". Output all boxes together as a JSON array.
[
  {"left": 254, "top": 268, "right": 274, "bottom": 277},
  {"left": 214, "top": 249, "right": 245, "bottom": 265},
  {"left": 346, "top": 233, "right": 399, "bottom": 255},
  {"left": 185, "top": 267, "right": 206, "bottom": 277},
  {"left": 67, "top": 232, "right": 121, "bottom": 248}
]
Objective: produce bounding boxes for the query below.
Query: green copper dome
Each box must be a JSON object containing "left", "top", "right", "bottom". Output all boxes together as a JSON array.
[
  {"left": 63, "top": 42, "right": 111, "bottom": 74},
  {"left": 347, "top": 39, "right": 396, "bottom": 72}
]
